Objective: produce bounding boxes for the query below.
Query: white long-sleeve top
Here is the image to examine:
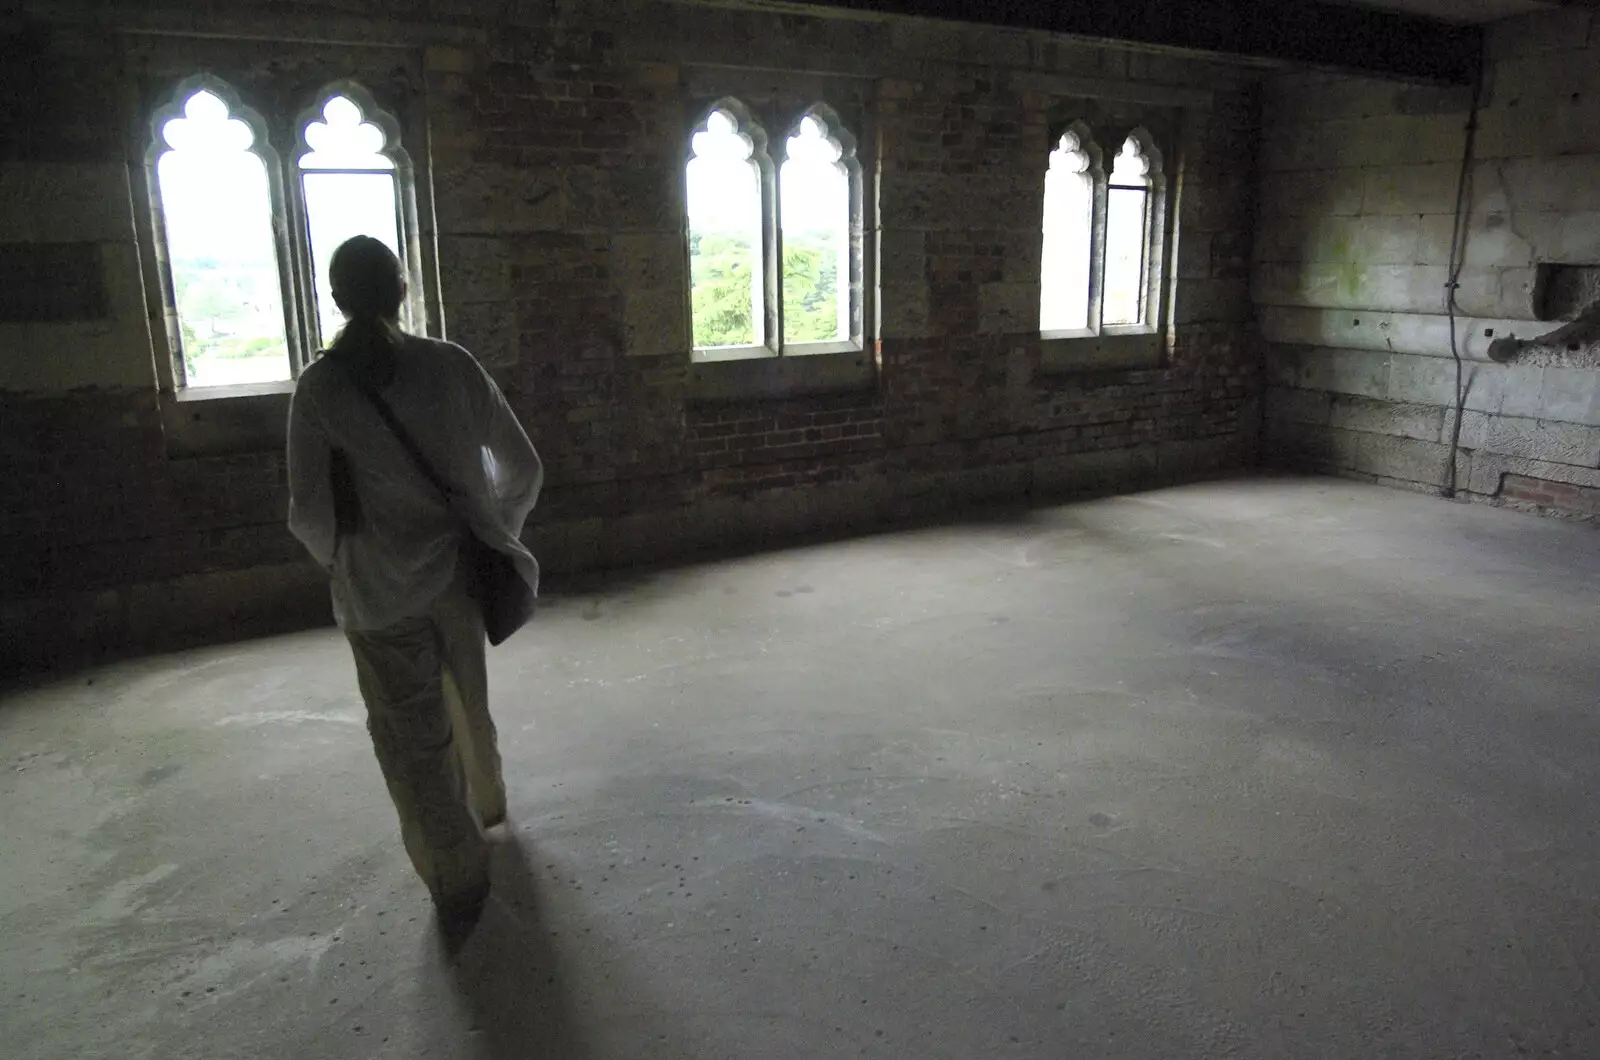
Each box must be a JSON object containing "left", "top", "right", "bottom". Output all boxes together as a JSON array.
[{"left": 287, "top": 334, "right": 543, "bottom": 632}]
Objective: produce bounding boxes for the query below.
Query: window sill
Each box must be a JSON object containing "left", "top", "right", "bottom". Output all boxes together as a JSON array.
[
  {"left": 161, "top": 382, "right": 293, "bottom": 458},
  {"left": 693, "top": 344, "right": 772, "bottom": 364},
  {"left": 785, "top": 339, "right": 862, "bottom": 357},
  {"left": 688, "top": 347, "right": 876, "bottom": 403},
  {"left": 691, "top": 338, "right": 863, "bottom": 363},
  {"left": 1039, "top": 332, "right": 1164, "bottom": 375},
  {"left": 173, "top": 380, "right": 296, "bottom": 402}
]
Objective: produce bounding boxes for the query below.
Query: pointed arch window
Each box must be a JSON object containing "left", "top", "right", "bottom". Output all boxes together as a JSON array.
[
  {"left": 1039, "top": 124, "right": 1167, "bottom": 341},
  {"left": 1104, "top": 136, "right": 1156, "bottom": 327},
  {"left": 297, "top": 93, "right": 409, "bottom": 348},
  {"left": 153, "top": 87, "right": 291, "bottom": 388},
  {"left": 147, "top": 80, "right": 422, "bottom": 390},
  {"left": 687, "top": 107, "right": 768, "bottom": 351},
  {"left": 780, "top": 111, "right": 855, "bottom": 347},
  {"left": 686, "top": 101, "right": 864, "bottom": 360},
  {"left": 1039, "top": 125, "right": 1098, "bottom": 335}
]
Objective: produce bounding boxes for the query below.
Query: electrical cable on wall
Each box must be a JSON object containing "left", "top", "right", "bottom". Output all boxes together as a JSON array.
[{"left": 1441, "top": 66, "right": 1485, "bottom": 499}]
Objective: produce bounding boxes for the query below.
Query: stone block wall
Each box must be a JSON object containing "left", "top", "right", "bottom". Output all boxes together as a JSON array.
[
  {"left": 1, "top": 1, "right": 1262, "bottom": 671},
  {"left": 1256, "top": 8, "right": 1600, "bottom": 514}
]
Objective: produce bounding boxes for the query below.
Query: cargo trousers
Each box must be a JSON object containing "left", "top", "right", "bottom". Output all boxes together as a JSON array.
[{"left": 345, "top": 572, "right": 507, "bottom": 904}]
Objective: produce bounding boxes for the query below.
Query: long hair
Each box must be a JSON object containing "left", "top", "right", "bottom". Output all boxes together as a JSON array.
[{"left": 327, "top": 235, "right": 405, "bottom": 391}]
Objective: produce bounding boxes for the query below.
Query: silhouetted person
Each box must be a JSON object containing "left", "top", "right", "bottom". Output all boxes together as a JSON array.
[{"left": 287, "top": 235, "right": 542, "bottom": 928}]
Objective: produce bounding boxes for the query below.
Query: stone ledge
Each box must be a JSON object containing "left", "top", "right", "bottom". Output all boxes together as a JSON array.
[
  {"left": 3, "top": 441, "right": 1251, "bottom": 676},
  {"left": 687, "top": 349, "right": 877, "bottom": 403},
  {"left": 1039, "top": 333, "right": 1164, "bottom": 374},
  {"left": 1, "top": 559, "right": 329, "bottom": 678},
  {"left": 160, "top": 384, "right": 293, "bottom": 458}
]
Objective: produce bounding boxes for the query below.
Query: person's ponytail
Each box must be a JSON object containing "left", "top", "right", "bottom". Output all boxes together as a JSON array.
[
  {"left": 330, "top": 314, "right": 400, "bottom": 392},
  {"left": 324, "top": 235, "right": 406, "bottom": 393}
]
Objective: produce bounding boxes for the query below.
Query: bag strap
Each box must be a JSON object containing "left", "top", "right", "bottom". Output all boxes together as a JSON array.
[{"left": 353, "top": 378, "right": 456, "bottom": 508}]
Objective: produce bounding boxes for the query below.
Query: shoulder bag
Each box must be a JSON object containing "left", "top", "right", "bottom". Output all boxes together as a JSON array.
[{"left": 356, "top": 387, "right": 535, "bottom": 646}]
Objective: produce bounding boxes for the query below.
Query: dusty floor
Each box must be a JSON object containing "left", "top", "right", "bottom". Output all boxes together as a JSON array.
[{"left": 5, "top": 476, "right": 1600, "bottom": 1059}]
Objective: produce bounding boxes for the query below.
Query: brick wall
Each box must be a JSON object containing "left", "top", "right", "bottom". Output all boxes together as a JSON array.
[
  {"left": 1, "top": 1, "right": 1262, "bottom": 670},
  {"left": 1255, "top": 7, "right": 1600, "bottom": 516}
]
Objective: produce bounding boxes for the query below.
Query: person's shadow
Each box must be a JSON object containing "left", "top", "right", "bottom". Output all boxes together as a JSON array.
[{"left": 445, "top": 833, "right": 597, "bottom": 1060}]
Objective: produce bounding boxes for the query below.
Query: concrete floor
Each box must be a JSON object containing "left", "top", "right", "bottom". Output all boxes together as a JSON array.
[{"left": 5, "top": 476, "right": 1600, "bottom": 1059}]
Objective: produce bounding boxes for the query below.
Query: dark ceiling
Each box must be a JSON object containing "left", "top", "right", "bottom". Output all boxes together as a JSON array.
[{"left": 785, "top": 0, "right": 1497, "bottom": 83}]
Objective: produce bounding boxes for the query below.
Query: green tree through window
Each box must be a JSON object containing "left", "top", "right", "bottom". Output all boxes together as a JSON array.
[
  {"left": 780, "top": 114, "right": 850, "bottom": 345},
  {"left": 687, "top": 109, "right": 764, "bottom": 349},
  {"left": 156, "top": 89, "right": 291, "bottom": 387},
  {"left": 781, "top": 240, "right": 839, "bottom": 343},
  {"left": 690, "top": 232, "right": 758, "bottom": 348},
  {"left": 686, "top": 105, "right": 856, "bottom": 353}
]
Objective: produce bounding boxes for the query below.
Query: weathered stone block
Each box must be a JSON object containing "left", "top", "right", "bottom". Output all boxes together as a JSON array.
[
  {"left": 888, "top": 19, "right": 1029, "bottom": 66},
  {"left": 1386, "top": 353, "right": 1457, "bottom": 408},
  {"left": 423, "top": 45, "right": 472, "bottom": 73},
  {"left": 1484, "top": 416, "right": 1600, "bottom": 466},
  {"left": 1458, "top": 363, "right": 1507, "bottom": 415},
  {"left": 1265, "top": 214, "right": 1426, "bottom": 268},
  {"left": 572, "top": 167, "right": 681, "bottom": 231},
  {"left": 1181, "top": 180, "right": 1252, "bottom": 232},
  {"left": 1453, "top": 268, "right": 1538, "bottom": 320},
  {"left": 879, "top": 282, "right": 933, "bottom": 339},
  {"left": 1361, "top": 163, "right": 1459, "bottom": 217},
  {"left": 1258, "top": 169, "right": 1364, "bottom": 218},
  {"left": 1469, "top": 451, "right": 1600, "bottom": 497},
  {"left": 1258, "top": 125, "right": 1339, "bottom": 172},
  {"left": 1307, "top": 348, "right": 1393, "bottom": 399},
  {"left": 1266, "top": 385, "right": 1332, "bottom": 425},
  {"left": 1157, "top": 435, "right": 1242, "bottom": 477},
  {"left": 1539, "top": 368, "right": 1600, "bottom": 426},
  {"left": 610, "top": 231, "right": 684, "bottom": 290},
  {"left": 1503, "top": 210, "right": 1600, "bottom": 264},
  {"left": 1497, "top": 364, "right": 1547, "bottom": 418},
  {"left": 1330, "top": 393, "right": 1445, "bottom": 442},
  {"left": 1354, "top": 431, "right": 1452, "bottom": 487},
  {"left": 434, "top": 165, "right": 567, "bottom": 235},
  {"left": 437, "top": 235, "right": 513, "bottom": 303},
  {"left": 881, "top": 175, "right": 1035, "bottom": 231},
  {"left": 1175, "top": 278, "right": 1250, "bottom": 324},
  {"left": 1265, "top": 75, "right": 1410, "bottom": 126},
  {"left": 1412, "top": 213, "right": 1458, "bottom": 268},
  {"left": 629, "top": 62, "right": 680, "bottom": 88},
  {"left": 1177, "top": 231, "right": 1214, "bottom": 280},
  {"left": 1490, "top": 48, "right": 1600, "bottom": 104},
  {"left": 445, "top": 300, "right": 519, "bottom": 369},
  {"left": 1001, "top": 229, "right": 1046, "bottom": 285},
  {"left": 978, "top": 282, "right": 1037, "bottom": 335},
  {"left": 1485, "top": 7, "right": 1598, "bottom": 58},
  {"left": 0, "top": 163, "right": 134, "bottom": 244},
  {"left": 621, "top": 285, "right": 688, "bottom": 357},
  {"left": 1032, "top": 445, "right": 1159, "bottom": 496},
  {"left": 1256, "top": 261, "right": 1462, "bottom": 315},
  {"left": 1489, "top": 156, "right": 1600, "bottom": 217},
  {"left": 1264, "top": 347, "right": 1309, "bottom": 389},
  {"left": 878, "top": 229, "right": 927, "bottom": 285},
  {"left": 1448, "top": 408, "right": 1492, "bottom": 451},
  {"left": 1251, "top": 262, "right": 1299, "bottom": 304},
  {"left": 1476, "top": 102, "right": 1600, "bottom": 160}
]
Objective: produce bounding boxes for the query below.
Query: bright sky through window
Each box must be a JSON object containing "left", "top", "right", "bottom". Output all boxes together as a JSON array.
[
  {"left": 1039, "top": 129, "right": 1093, "bottom": 333},
  {"left": 780, "top": 115, "right": 850, "bottom": 345},
  {"left": 1103, "top": 137, "right": 1152, "bottom": 327},
  {"left": 156, "top": 89, "right": 290, "bottom": 387},
  {"left": 686, "top": 109, "right": 765, "bottom": 349},
  {"left": 300, "top": 95, "right": 403, "bottom": 347}
]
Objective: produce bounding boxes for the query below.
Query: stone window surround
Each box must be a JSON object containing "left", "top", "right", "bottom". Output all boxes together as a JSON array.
[
  {"left": 122, "top": 37, "right": 438, "bottom": 457},
  {"left": 1039, "top": 119, "right": 1171, "bottom": 375},
  {"left": 143, "top": 76, "right": 428, "bottom": 389},
  {"left": 683, "top": 93, "right": 877, "bottom": 404}
]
